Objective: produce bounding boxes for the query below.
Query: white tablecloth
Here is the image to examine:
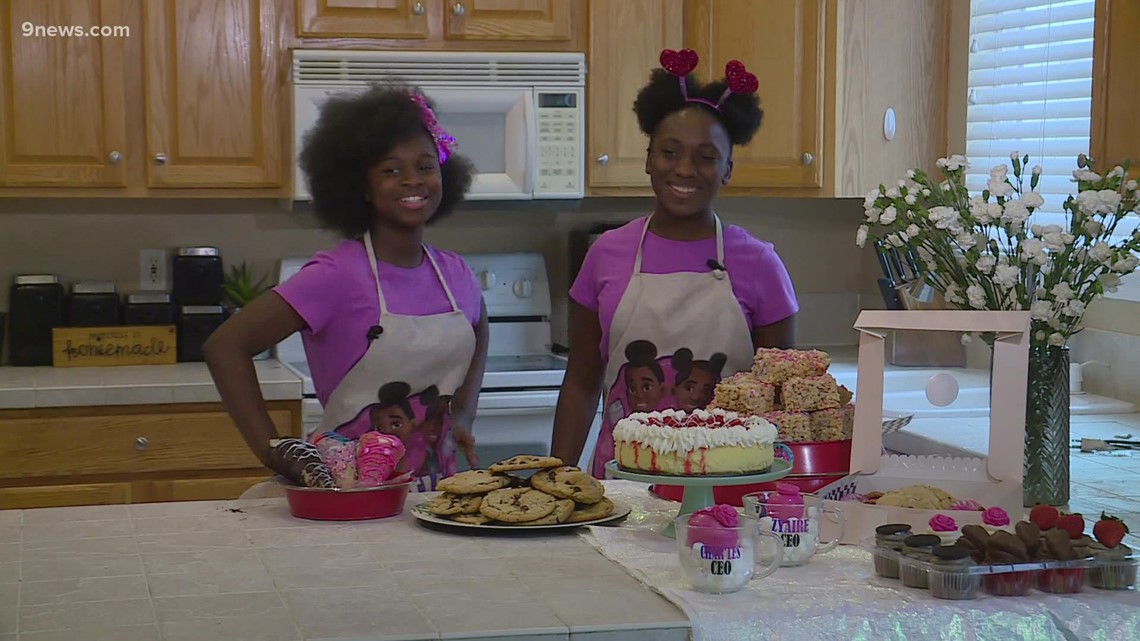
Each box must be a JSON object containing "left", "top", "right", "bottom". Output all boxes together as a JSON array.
[{"left": 583, "top": 480, "right": 1140, "bottom": 641}]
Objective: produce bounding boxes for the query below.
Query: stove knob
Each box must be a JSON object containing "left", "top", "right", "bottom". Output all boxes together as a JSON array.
[
  {"left": 478, "top": 270, "right": 496, "bottom": 290},
  {"left": 512, "top": 278, "right": 533, "bottom": 298}
]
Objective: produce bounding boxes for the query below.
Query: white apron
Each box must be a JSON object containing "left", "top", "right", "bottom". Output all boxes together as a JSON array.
[
  {"left": 592, "top": 215, "right": 754, "bottom": 477},
  {"left": 313, "top": 234, "right": 476, "bottom": 492}
]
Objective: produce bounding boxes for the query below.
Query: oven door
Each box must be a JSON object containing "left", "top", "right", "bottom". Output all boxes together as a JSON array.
[
  {"left": 464, "top": 390, "right": 557, "bottom": 471},
  {"left": 464, "top": 391, "right": 602, "bottom": 472}
]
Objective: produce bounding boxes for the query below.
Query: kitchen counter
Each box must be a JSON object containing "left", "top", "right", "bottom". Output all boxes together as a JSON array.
[
  {"left": 0, "top": 359, "right": 302, "bottom": 410},
  {"left": 0, "top": 492, "right": 690, "bottom": 641}
]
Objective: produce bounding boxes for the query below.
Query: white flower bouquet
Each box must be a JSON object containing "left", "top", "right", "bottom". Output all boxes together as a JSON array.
[{"left": 857, "top": 153, "right": 1140, "bottom": 349}]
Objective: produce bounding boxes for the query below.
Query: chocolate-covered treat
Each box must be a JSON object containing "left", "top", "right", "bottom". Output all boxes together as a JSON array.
[
  {"left": 1015, "top": 521, "right": 1041, "bottom": 557},
  {"left": 1043, "top": 528, "right": 1078, "bottom": 561},
  {"left": 987, "top": 531, "right": 1030, "bottom": 563},
  {"left": 267, "top": 438, "right": 337, "bottom": 489}
]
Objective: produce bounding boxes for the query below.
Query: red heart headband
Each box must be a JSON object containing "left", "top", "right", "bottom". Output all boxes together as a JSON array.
[{"left": 659, "top": 48, "right": 758, "bottom": 111}]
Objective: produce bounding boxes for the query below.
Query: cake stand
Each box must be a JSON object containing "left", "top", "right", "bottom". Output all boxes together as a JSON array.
[{"left": 605, "top": 458, "right": 793, "bottom": 538}]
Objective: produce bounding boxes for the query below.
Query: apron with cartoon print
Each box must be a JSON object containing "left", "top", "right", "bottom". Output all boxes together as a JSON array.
[
  {"left": 312, "top": 235, "right": 476, "bottom": 492},
  {"left": 592, "top": 215, "right": 755, "bottom": 478}
]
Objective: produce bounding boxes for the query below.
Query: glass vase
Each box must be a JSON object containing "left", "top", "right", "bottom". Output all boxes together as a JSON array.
[{"left": 1023, "top": 345, "right": 1070, "bottom": 507}]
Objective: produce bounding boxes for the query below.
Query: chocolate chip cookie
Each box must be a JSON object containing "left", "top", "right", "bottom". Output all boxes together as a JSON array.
[
  {"left": 478, "top": 487, "right": 558, "bottom": 523},
  {"left": 513, "top": 498, "right": 574, "bottom": 526},
  {"left": 450, "top": 512, "right": 494, "bottom": 525},
  {"left": 530, "top": 466, "right": 605, "bottom": 504},
  {"left": 488, "top": 455, "right": 565, "bottom": 472},
  {"left": 436, "top": 470, "right": 511, "bottom": 495},
  {"left": 426, "top": 492, "right": 484, "bottom": 516},
  {"left": 566, "top": 497, "right": 615, "bottom": 523}
]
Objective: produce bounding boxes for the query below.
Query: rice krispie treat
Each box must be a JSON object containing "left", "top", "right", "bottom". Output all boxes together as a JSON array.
[
  {"left": 781, "top": 373, "right": 841, "bottom": 411},
  {"left": 751, "top": 348, "right": 830, "bottom": 384},
  {"left": 761, "top": 410, "right": 812, "bottom": 442},
  {"left": 809, "top": 408, "right": 847, "bottom": 442},
  {"left": 709, "top": 372, "right": 776, "bottom": 414},
  {"left": 840, "top": 403, "right": 854, "bottom": 439},
  {"left": 837, "top": 384, "right": 854, "bottom": 405}
]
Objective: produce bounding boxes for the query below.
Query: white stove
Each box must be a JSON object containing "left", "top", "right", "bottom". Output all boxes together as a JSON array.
[{"left": 275, "top": 252, "right": 599, "bottom": 470}]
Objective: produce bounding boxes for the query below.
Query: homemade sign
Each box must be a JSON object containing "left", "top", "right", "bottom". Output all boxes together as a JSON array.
[{"left": 52, "top": 326, "right": 177, "bottom": 367}]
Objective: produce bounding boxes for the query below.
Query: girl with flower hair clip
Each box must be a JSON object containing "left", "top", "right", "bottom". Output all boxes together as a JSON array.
[
  {"left": 552, "top": 50, "right": 800, "bottom": 477},
  {"left": 205, "top": 83, "right": 489, "bottom": 491}
]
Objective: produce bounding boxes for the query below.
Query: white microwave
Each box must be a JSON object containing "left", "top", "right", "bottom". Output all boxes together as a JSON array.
[{"left": 291, "top": 50, "right": 586, "bottom": 202}]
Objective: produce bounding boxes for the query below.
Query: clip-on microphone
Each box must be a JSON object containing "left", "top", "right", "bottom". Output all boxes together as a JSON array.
[
  {"left": 366, "top": 325, "right": 385, "bottom": 342},
  {"left": 706, "top": 258, "right": 727, "bottom": 280}
]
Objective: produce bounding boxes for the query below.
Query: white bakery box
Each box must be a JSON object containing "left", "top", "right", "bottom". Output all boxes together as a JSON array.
[{"left": 817, "top": 310, "right": 1031, "bottom": 545}]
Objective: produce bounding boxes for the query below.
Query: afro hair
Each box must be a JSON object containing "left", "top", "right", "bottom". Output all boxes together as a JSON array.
[
  {"left": 298, "top": 83, "right": 475, "bottom": 239},
  {"left": 632, "top": 68, "right": 763, "bottom": 147}
]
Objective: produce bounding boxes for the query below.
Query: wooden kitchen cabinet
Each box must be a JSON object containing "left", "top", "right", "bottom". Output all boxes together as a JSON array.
[
  {"left": 0, "top": 400, "right": 302, "bottom": 509},
  {"left": 0, "top": 0, "right": 288, "bottom": 196},
  {"left": 142, "top": 0, "right": 286, "bottom": 188},
  {"left": 587, "top": 0, "right": 683, "bottom": 189},
  {"left": 586, "top": 0, "right": 949, "bottom": 197},
  {"left": 0, "top": 0, "right": 130, "bottom": 187},
  {"left": 295, "top": 0, "right": 580, "bottom": 49},
  {"left": 1090, "top": 0, "right": 1140, "bottom": 169}
]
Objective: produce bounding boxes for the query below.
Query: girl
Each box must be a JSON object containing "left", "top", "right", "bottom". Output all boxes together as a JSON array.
[
  {"left": 550, "top": 50, "right": 799, "bottom": 478},
  {"left": 205, "top": 84, "right": 489, "bottom": 491}
]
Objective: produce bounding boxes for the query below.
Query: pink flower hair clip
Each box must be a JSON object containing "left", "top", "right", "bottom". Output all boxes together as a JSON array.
[
  {"left": 410, "top": 92, "right": 457, "bottom": 164},
  {"left": 659, "top": 48, "right": 759, "bottom": 112}
]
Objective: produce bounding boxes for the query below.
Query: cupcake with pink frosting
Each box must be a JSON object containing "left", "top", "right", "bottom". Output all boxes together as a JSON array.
[{"left": 925, "top": 514, "right": 961, "bottom": 545}]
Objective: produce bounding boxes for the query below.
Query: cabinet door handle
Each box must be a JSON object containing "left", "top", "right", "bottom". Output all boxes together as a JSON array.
[
  {"left": 108, "top": 150, "right": 122, "bottom": 164},
  {"left": 596, "top": 154, "right": 609, "bottom": 166},
  {"left": 135, "top": 437, "right": 149, "bottom": 451},
  {"left": 452, "top": 2, "right": 466, "bottom": 16},
  {"left": 154, "top": 153, "right": 167, "bottom": 165},
  {"left": 412, "top": 1, "right": 425, "bottom": 15},
  {"left": 801, "top": 152, "right": 814, "bottom": 166}
]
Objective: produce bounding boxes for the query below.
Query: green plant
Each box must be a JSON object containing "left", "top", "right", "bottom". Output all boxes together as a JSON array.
[{"left": 222, "top": 261, "right": 270, "bottom": 308}]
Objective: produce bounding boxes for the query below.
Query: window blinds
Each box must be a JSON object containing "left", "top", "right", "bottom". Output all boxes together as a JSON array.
[{"left": 967, "top": 0, "right": 1138, "bottom": 298}]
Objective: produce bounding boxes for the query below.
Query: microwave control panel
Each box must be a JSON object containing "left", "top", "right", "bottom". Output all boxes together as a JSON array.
[{"left": 534, "top": 89, "right": 584, "bottom": 198}]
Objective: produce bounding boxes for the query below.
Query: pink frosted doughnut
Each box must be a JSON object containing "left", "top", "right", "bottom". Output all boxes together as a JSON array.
[
  {"left": 315, "top": 438, "right": 358, "bottom": 489},
  {"left": 356, "top": 432, "right": 406, "bottom": 487}
]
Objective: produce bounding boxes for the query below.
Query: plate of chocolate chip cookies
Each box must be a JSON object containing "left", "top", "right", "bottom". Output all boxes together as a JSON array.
[{"left": 412, "top": 455, "right": 630, "bottom": 531}]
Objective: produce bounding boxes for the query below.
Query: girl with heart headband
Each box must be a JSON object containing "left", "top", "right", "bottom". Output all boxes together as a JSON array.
[
  {"left": 205, "top": 82, "right": 489, "bottom": 490},
  {"left": 551, "top": 49, "right": 799, "bottom": 477}
]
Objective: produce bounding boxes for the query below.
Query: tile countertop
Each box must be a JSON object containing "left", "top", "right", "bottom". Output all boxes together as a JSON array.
[
  {"left": 0, "top": 359, "right": 302, "bottom": 410},
  {"left": 0, "top": 492, "right": 690, "bottom": 641}
]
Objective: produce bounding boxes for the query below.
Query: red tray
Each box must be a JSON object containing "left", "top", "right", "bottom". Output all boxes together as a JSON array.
[
  {"left": 784, "top": 439, "right": 853, "bottom": 476},
  {"left": 282, "top": 479, "right": 413, "bottom": 521}
]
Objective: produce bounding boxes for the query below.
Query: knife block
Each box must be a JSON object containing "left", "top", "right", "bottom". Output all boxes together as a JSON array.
[{"left": 887, "top": 330, "right": 967, "bottom": 367}]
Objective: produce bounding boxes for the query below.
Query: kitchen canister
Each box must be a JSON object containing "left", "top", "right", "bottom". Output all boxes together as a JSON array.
[
  {"left": 67, "top": 281, "right": 121, "bottom": 327},
  {"left": 177, "top": 305, "right": 225, "bottom": 362},
  {"left": 8, "top": 274, "right": 66, "bottom": 366},
  {"left": 172, "top": 247, "right": 223, "bottom": 306},
  {"left": 124, "top": 292, "right": 177, "bottom": 326}
]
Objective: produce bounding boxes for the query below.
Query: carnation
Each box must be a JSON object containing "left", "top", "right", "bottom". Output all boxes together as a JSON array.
[{"left": 855, "top": 152, "right": 1140, "bottom": 350}]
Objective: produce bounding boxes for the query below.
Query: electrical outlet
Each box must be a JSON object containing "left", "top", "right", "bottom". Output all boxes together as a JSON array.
[{"left": 139, "top": 249, "right": 167, "bottom": 291}]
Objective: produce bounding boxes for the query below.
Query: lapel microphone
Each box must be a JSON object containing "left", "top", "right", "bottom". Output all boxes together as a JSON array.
[
  {"left": 706, "top": 259, "right": 727, "bottom": 280},
  {"left": 366, "top": 325, "right": 384, "bottom": 342}
]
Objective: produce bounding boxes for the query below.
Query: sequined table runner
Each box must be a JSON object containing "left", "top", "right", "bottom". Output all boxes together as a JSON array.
[{"left": 585, "top": 480, "right": 1140, "bottom": 641}]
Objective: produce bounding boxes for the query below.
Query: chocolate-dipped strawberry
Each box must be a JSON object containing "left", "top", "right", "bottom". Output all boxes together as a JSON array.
[{"left": 267, "top": 438, "right": 337, "bottom": 489}]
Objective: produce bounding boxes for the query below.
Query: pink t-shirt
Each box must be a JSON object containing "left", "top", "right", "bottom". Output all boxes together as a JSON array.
[
  {"left": 274, "top": 240, "right": 482, "bottom": 406},
  {"left": 570, "top": 217, "right": 799, "bottom": 361}
]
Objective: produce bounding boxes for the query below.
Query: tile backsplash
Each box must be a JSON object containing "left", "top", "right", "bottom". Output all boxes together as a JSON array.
[{"left": 1070, "top": 329, "right": 1140, "bottom": 406}]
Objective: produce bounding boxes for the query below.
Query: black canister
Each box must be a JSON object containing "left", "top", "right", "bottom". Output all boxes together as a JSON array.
[
  {"left": 177, "top": 305, "right": 225, "bottom": 362},
  {"left": 67, "top": 281, "right": 121, "bottom": 327},
  {"left": 124, "top": 292, "right": 176, "bottom": 326},
  {"left": 172, "top": 247, "right": 223, "bottom": 305},
  {"left": 8, "top": 275, "right": 66, "bottom": 366}
]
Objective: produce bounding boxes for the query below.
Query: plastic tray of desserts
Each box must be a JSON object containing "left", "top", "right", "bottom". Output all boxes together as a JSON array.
[{"left": 870, "top": 545, "right": 1137, "bottom": 599}]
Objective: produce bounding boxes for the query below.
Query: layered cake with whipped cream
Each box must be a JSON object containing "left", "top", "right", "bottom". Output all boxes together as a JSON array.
[{"left": 613, "top": 408, "right": 778, "bottom": 475}]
